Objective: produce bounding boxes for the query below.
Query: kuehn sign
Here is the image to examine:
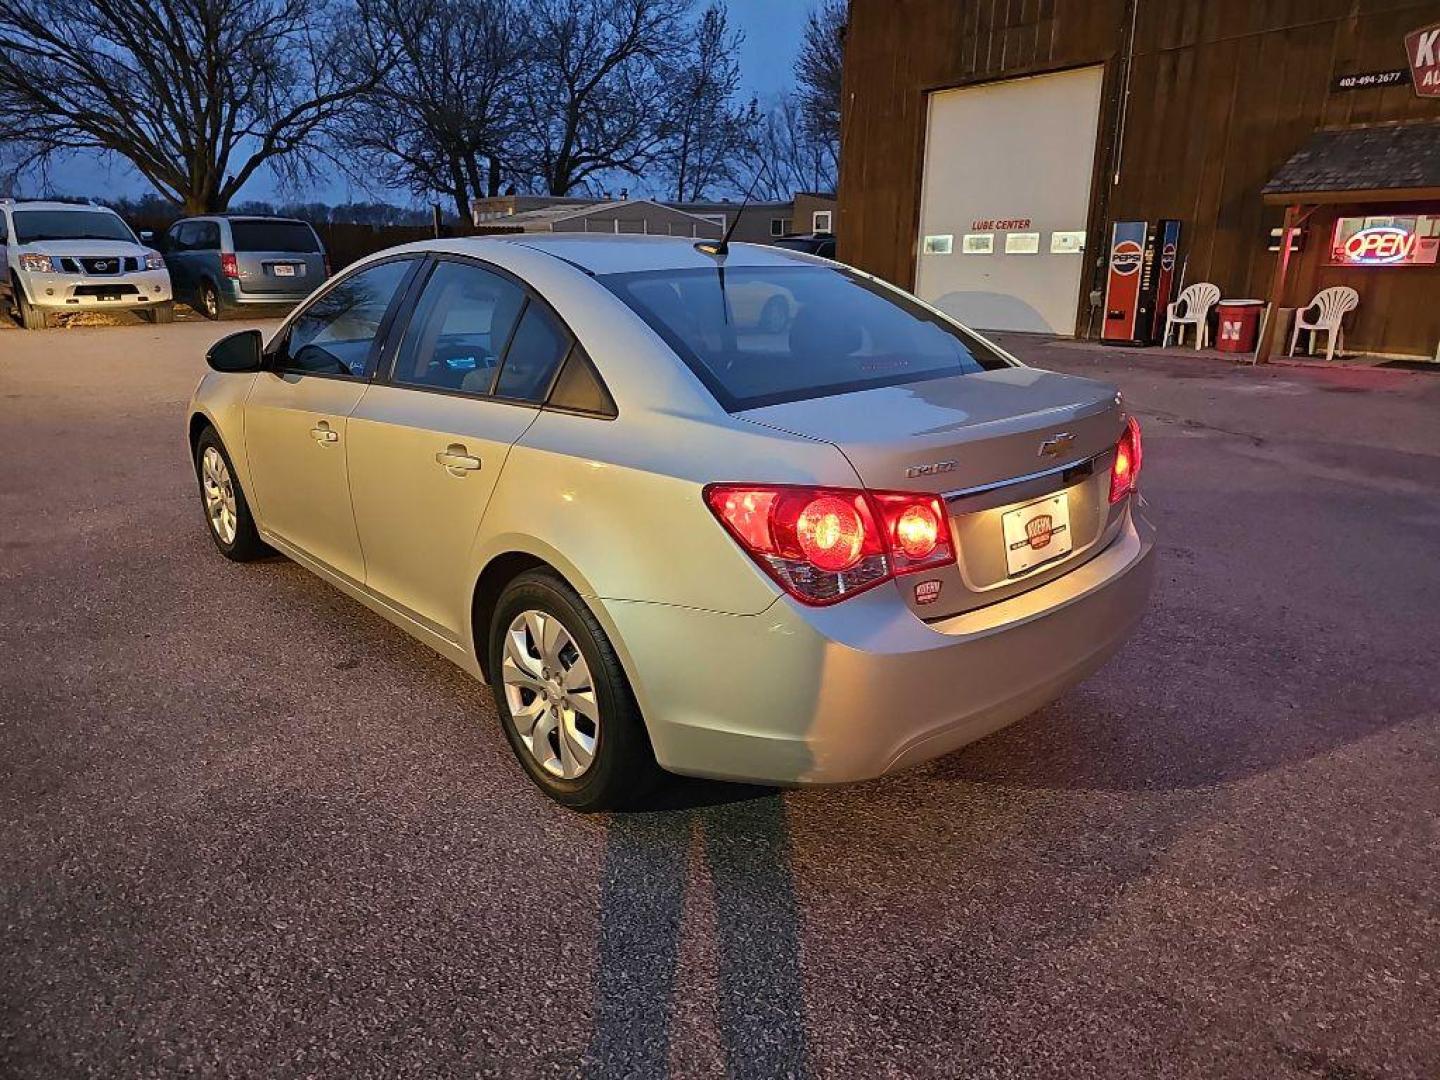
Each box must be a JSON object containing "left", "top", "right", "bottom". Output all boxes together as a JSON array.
[{"left": 1406, "top": 22, "right": 1440, "bottom": 97}]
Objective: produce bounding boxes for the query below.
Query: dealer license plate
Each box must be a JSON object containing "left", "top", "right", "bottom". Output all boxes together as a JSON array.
[{"left": 1002, "top": 493, "right": 1073, "bottom": 576}]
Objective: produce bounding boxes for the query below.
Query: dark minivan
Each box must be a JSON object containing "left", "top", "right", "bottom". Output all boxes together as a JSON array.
[{"left": 163, "top": 215, "right": 328, "bottom": 319}]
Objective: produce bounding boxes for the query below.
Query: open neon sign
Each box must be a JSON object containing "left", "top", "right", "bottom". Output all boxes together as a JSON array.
[
  {"left": 1340, "top": 226, "right": 1416, "bottom": 264},
  {"left": 1330, "top": 219, "right": 1440, "bottom": 266}
]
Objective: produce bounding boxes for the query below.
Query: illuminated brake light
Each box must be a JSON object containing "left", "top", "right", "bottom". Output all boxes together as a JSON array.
[
  {"left": 894, "top": 504, "right": 940, "bottom": 559},
  {"left": 705, "top": 484, "right": 955, "bottom": 605},
  {"left": 1109, "top": 416, "right": 1143, "bottom": 503},
  {"left": 796, "top": 495, "right": 866, "bottom": 570}
]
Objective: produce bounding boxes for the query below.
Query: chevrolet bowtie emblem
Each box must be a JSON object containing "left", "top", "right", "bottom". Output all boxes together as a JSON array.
[{"left": 1038, "top": 432, "right": 1075, "bottom": 458}]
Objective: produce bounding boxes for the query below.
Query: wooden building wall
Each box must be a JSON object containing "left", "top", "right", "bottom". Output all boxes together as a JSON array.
[{"left": 838, "top": 0, "right": 1440, "bottom": 354}]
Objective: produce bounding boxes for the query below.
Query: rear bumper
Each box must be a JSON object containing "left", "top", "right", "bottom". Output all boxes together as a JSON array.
[
  {"left": 25, "top": 269, "right": 171, "bottom": 310},
  {"left": 604, "top": 506, "right": 1156, "bottom": 786},
  {"left": 224, "top": 280, "right": 310, "bottom": 305}
]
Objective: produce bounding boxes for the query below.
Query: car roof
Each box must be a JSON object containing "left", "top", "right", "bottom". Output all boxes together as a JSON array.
[
  {"left": 176, "top": 214, "right": 309, "bottom": 224},
  {"left": 413, "top": 233, "right": 820, "bottom": 276},
  {"left": 5, "top": 201, "right": 122, "bottom": 214}
]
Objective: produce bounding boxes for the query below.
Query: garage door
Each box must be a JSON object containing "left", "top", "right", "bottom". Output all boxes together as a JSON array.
[{"left": 914, "top": 66, "right": 1104, "bottom": 336}]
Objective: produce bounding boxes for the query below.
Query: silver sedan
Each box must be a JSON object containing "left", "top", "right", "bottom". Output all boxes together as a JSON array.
[{"left": 187, "top": 235, "right": 1155, "bottom": 810}]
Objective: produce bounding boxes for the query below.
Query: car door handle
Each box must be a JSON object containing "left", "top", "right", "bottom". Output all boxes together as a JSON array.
[
  {"left": 435, "top": 445, "right": 482, "bottom": 475},
  {"left": 310, "top": 421, "right": 339, "bottom": 444}
]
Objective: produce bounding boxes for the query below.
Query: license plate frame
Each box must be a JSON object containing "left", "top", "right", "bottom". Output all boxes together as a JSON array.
[{"left": 1002, "top": 493, "right": 1073, "bottom": 576}]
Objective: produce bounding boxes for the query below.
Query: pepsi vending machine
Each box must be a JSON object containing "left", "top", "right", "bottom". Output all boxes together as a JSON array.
[{"left": 1101, "top": 219, "right": 1181, "bottom": 345}]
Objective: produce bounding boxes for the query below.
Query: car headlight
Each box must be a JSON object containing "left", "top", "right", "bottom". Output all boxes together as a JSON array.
[
  {"left": 144, "top": 251, "right": 165, "bottom": 271},
  {"left": 19, "top": 253, "right": 56, "bottom": 273}
]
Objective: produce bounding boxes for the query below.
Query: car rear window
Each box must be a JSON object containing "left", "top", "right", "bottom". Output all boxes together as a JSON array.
[
  {"left": 600, "top": 265, "right": 1011, "bottom": 411},
  {"left": 230, "top": 220, "right": 320, "bottom": 253}
]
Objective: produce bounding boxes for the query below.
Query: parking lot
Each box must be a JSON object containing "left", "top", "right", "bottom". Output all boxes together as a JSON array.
[{"left": 2, "top": 317, "right": 1438, "bottom": 1078}]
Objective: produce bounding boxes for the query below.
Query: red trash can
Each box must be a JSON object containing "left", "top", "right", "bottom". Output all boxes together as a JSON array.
[{"left": 1215, "top": 300, "right": 1264, "bottom": 353}]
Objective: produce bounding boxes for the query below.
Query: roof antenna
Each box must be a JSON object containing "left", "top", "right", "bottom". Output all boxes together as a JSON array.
[{"left": 696, "top": 160, "right": 772, "bottom": 259}]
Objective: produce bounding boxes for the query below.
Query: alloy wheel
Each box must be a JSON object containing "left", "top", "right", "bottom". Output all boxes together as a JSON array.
[
  {"left": 500, "top": 610, "right": 599, "bottom": 779},
  {"left": 200, "top": 446, "right": 238, "bottom": 545}
]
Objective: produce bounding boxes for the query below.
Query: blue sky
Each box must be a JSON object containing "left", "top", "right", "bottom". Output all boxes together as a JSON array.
[{"left": 36, "top": 0, "right": 810, "bottom": 206}]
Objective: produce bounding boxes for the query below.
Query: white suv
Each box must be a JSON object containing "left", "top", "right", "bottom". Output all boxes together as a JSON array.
[{"left": 0, "top": 200, "right": 173, "bottom": 329}]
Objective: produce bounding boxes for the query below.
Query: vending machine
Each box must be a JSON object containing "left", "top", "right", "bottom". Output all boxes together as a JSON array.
[{"left": 1101, "top": 219, "right": 1182, "bottom": 345}]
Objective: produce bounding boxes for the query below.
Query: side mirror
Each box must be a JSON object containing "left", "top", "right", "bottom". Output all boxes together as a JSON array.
[
  {"left": 206, "top": 329, "right": 264, "bottom": 373},
  {"left": 139, "top": 229, "right": 155, "bottom": 243}
]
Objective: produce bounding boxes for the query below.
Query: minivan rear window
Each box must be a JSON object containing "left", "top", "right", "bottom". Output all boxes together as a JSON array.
[
  {"left": 231, "top": 220, "right": 320, "bottom": 253},
  {"left": 600, "top": 265, "right": 1011, "bottom": 411}
]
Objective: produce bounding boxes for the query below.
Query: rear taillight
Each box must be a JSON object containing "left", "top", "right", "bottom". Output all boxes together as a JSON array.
[
  {"left": 220, "top": 253, "right": 239, "bottom": 279},
  {"left": 705, "top": 484, "right": 956, "bottom": 605},
  {"left": 1109, "top": 416, "right": 1143, "bottom": 503}
]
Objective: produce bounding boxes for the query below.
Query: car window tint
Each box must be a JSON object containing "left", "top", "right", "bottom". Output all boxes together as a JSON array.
[
  {"left": 231, "top": 220, "right": 319, "bottom": 253},
  {"left": 547, "top": 345, "right": 616, "bottom": 417},
  {"left": 199, "top": 222, "right": 220, "bottom": 249},
  {"left": 392, "top": 261, "right": 526, "bottom": 395},
  {"left": 283, "top": 260, "right": 411, "bottom": 379},
  {"left": 0, "top": 215, "right": 8, "bottom": 242},
  {"left": 602, "top": 265, "right": 1011, "bottom": 411},
  {"left": 494, "top": 301, "right": 569, "bottom": 401}
]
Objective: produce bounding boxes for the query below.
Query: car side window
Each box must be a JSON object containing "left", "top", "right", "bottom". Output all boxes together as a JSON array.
[
  {"left": 199, "top": 222, "right": 221, "bottom": 250},
  {"left": 280, "top": 259, "right": 412, "bottom": 379},
  {"left": 0, "top": 214, "right": 8, "bottom": 243},
  {"left": 547, "top": 344, "right": 617, "bottom": 417},
  {"left": 391, "top": 261, "right": 527, "bottom": 395},
  {"left": 169, "top": 223, "right": 192, "bottom": 251},
  {"left": 494, "top": 300, "right": 570, "bottom": 402}
]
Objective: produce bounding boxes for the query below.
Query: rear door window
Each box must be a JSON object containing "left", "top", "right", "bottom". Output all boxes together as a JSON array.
[
  {"left": 232, "top": 220, "right": 320, "bottom": 253},
  {"left": 601, "top": 265, "right": 1011, "bottom": 411},
  {"left": 390, "top": 260, "right": 527, "bottom": 395},
  {"left": 494, "top": 302, "right": 570, "bottom": 401}
]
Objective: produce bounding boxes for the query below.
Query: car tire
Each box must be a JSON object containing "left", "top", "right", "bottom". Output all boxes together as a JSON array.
[
  {"left": 488, "top": 570, "right": 662, "bottom": 811},
  {"left": 199, "top": 280, "right": 223, "bottom": 320},
  {"left": 149, "top": 301, "right": 176, "bottom": 325},
  {"left": 13, "top": 279, "right": 48, "bottom": 330},
  {"left": 194, "top": 427, "right": 269, "bottom": 562},
  {"left": 759, "top": 294, "right": 791, "bottom": 333}
]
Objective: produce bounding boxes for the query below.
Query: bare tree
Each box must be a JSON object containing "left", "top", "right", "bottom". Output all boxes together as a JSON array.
[
  {"left": 795, "top": 0, "right": 844, "bottom": 172},
  {"left": 659, "top": 3, "right": 755, "bottom": 202},
  {"left": 731, "top": 93, "right": 835, "bottom": 202},
  {"left": 517, "top": 0, "right": 691, "bottom": 196},
  {"left": 0, "top": 0, "right": 391, "bottom": 213},
  {"left": 344, "top": 0, "right": 525, "bottom": 220}
]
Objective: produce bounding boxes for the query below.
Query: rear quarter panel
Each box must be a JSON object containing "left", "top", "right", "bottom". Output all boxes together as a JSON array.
[{"left": 476, "top": 406, "right": 861, "bottom": 618}]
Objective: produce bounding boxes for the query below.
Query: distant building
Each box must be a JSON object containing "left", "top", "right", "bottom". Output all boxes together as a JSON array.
[
  {"left": 471, "top": 198, "right": 723, "bottom": 238},
  {"left": 471, "top": 192, "right": 838, "bottom": 245},
  {"left": 840, "top": 0, "right": 1440, "bottom": 357}
]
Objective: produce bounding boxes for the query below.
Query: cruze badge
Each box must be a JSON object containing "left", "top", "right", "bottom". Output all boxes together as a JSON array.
[
  {"left": 905, "top": 460, "right": 955, "bottom": 479},
  {"left": 1038, "top": 432, "right": 1075, "bottom": 458}
]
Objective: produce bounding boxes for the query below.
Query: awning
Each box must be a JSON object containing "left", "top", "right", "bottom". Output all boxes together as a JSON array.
[{"left": 1262, "top": 120, "right": 1440, "bottom": 204}]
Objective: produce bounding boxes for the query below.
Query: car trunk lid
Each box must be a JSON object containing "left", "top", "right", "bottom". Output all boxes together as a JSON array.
[{"left": 737, "top": 367, "right": 1130, "bottom": 617}]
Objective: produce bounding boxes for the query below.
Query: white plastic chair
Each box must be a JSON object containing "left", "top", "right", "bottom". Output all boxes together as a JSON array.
[
  {"left": 1163, "top": 282, "right": 1221, "bottom": 349},
  {"left": 1289, "top": 286, "right": 1359, "bottom": 361}
]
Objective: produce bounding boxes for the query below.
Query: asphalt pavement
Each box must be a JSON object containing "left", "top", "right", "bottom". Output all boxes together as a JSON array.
[{"left": 2, "top": 317, "right": 1438, "bottom": 1079}]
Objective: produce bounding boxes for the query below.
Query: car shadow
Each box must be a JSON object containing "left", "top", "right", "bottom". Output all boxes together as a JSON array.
[{"left": 583, "top": 792, "right": 809, "bottom": 1080}]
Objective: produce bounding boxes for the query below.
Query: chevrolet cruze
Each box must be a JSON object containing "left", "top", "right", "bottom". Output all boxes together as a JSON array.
[{"left": 187, "top": 235, "right": 1155, "bottom": 810}]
